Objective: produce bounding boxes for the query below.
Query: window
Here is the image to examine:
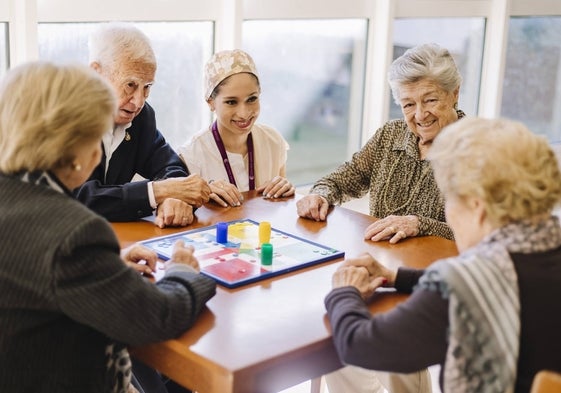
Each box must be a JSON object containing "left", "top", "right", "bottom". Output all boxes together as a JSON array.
[
  {"left": 37, "top": 21, "right": 214, "bottom": 149},
  {"left": 389, "top": 17, "right": 485, "bottom": 121},
  {"left": 502, "top": 16, "right": 561, "bottom": 142},
  {"left": 0, "top": 23, "right": 8, "bottom": 78},
  {"left": 243, "top": 19, "right": 367, "bottom": 186}
]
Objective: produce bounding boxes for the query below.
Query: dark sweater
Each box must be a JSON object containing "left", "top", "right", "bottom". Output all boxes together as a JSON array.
[
  {"left": 74, "top": 103, "right": 188, "bottom": 221},
  {"left": 325, "top": 249, "right": 561, "bottom": 392},
  {"left": 0, "top": 174, "right": 216, "bottom": 392}
]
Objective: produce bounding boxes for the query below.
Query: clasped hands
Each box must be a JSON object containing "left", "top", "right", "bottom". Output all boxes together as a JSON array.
[
  {"left": 332, "top": 253, "right": 397, "bottom": 300},
  {"left": 153, "top": 174, "right": 211, "bottom": 228}
]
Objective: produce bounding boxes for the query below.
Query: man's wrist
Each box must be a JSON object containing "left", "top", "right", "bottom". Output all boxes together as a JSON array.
[{"left": 147, "top": 181, "right": 157, "bottom": 209}]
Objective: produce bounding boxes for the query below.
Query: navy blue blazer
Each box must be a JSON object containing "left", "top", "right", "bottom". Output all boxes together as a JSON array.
[{"left": 74, "top": 103, "right": 188, "bottom": 221}]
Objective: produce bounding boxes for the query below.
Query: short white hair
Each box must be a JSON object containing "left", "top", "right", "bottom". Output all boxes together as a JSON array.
[
  {"left": 388, "top": 43, "right": 462, "bottom": 104},
  {"left": 88, "top": 22, "right": 156, "bottom": 72}
]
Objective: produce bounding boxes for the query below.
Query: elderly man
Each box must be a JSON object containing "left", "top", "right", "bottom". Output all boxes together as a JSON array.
[{"left": 74, "top": 22, "right": 210, "bottom": 228}]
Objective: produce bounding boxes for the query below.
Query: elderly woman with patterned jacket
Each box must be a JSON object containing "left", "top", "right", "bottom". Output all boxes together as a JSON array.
[
  {"left": 298, "top": 43, "right": 464, "bottom": 393},
  {"left": 325, "top": 117, "right": 561, "bottom": 393},
  {"left": 297, "top": 43, "right": 465, "bottom": 244}
]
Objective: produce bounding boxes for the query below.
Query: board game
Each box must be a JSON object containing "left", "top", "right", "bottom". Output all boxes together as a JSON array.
[{"left": 140, "top": 219, "right": 344, "bottom": 288}]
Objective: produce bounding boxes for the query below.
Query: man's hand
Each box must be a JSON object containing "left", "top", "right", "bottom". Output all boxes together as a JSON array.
[
  {"left": 155, "top": 198, "right": 194, "bottom": 228},
  {"left": 153, "top": 174, "right": 211, "bottom": 207}
]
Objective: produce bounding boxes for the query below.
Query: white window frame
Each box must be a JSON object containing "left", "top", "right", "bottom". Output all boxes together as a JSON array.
[{"left": 1, "top": 0, "right": 561, "bottom": 153}]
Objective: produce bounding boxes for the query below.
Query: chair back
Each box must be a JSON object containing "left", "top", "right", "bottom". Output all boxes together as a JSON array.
[{"left": 531, "top": 370, "right": 561, "bottom": 393}]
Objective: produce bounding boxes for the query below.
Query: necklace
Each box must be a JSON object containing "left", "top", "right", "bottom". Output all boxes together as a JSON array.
[
  {"left": 211, "top": 121, "right": 255, "bottom": 190},
  {"left": 381, "top": 154, "right": 431, "bottom": 214}
]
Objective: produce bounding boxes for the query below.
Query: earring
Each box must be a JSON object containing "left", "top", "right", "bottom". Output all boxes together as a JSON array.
[{"left": 73, "top": 163, "right": 82, "bottom": 171}]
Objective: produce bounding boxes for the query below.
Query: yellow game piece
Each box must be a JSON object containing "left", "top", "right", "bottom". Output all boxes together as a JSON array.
[{"left": 259, "top": 221, "right": 271, "bottom": 245}]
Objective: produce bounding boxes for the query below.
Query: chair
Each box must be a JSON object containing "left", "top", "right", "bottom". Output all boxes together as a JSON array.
[{"left": 530, "top": 370, "right": 561, "bottom": 393}]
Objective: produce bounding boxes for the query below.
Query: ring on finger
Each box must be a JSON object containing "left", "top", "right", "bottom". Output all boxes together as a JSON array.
[
  {"left": 397, "top": 230, "right": 406, "bottom": 238},
  {"left": 388, "top": 226, "right": 396, "bottom": 232}
]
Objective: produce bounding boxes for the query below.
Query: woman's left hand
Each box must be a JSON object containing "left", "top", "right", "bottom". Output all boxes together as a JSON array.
[
  {"left": 364, "top": 215, "right": 420, "bottom": 244},
  {"left": 258, "top": 176, "right": 295, "bottom": 198}
]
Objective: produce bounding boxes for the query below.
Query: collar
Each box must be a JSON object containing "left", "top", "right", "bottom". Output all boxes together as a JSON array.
[{"left": 14, "top": 170, "right": 71, "bottom": 196}]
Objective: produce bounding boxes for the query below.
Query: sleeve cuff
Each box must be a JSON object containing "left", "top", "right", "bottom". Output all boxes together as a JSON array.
[
  {"left": 147, "top": 181, "right": 157, "bottom": 209},
  {"left": 394, "top": 267, "right": 425, "bottom": 294},
  {"left": 165, "top": 262, "right": 199, "bottom": 275}
]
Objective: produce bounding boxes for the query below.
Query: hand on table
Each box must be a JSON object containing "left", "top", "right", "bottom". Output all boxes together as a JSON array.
[
  {"left": 155, "top": 198, "right": 193, "bottom": 228},
  {"left": 258, "top": 176, "right": 295, "bottom": 199},
  {"left": 332, "top": 253, "right": 395, "bottom": 299},
  {"left": 364, "top": 215, "right": 420, "bottom": 244},
  {"left": 209, "top": 180, "right": 244, "bottom": 207},
  {"left": 342, "top": 252, "right": 397, "bottom": 287},
  {"left": 121, "top": 244, "right": 158, "bottom": 275},
  {"left": 153, "top": 174, "right": 211, "bottom": 208},
  {"left": 166, "top": 240, "right": 200, "bottom": 272},
  {"left": 332, "top": 266, "right": 384, "bottom": 300},
  {"left": 296, "top": 194, "right": 330, "bottom": 221}
]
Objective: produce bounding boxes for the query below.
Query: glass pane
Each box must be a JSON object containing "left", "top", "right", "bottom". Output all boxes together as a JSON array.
[
  {"left": 243, "top": 19, "right": 367, "bottom": 186},
  {"left": 37, "top": 22, "right": 214, "bottom": 149},
  {"left": 502, "top": 16, "right": 561, "bottom": 142},
  {"left": 391, "top": 17, "right": 485, "bottom": 120},
  {"left": 0, "top": 23, "right": 8, "bottom": 78}
]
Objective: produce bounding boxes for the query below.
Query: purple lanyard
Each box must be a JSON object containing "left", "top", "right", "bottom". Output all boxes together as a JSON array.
[{"left": 211, "top": 121, "right": 255, "bottom": 190}]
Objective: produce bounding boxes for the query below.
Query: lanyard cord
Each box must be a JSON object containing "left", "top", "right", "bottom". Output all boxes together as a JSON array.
[{"left": 211, "top": 121, "right": 255, "bottom": 190}]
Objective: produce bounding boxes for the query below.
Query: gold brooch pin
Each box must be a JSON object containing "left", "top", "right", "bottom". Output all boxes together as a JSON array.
[{"left": 125, "top": 131, "right": 131, "bottom": 141}]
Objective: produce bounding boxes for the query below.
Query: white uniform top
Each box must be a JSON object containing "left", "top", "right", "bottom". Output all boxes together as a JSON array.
[{"left": 178, "top": 123, "right": 289, "bottom": 192}]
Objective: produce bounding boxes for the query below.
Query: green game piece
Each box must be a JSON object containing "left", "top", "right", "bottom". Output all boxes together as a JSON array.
[{"left": 261, "top": 243, "right": 273, "bottom": 265}]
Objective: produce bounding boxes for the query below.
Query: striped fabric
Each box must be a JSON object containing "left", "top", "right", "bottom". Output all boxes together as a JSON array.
[{"left": 418, "top": 216, "right": 561, "bottom": 392}]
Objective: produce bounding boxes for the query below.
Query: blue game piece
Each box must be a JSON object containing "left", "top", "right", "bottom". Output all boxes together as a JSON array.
[{"left": 216, "top": 222, "right": 228, "bottom": 244}]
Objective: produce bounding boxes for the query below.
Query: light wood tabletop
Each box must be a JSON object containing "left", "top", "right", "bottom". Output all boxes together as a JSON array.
[{"left": 112, "top": 191, "right": 458, "bottom": 393}]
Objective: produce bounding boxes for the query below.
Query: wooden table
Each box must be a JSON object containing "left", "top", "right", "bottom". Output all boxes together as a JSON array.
[{"left": 112, "top": 191, "right": 458, "bottom": 393}]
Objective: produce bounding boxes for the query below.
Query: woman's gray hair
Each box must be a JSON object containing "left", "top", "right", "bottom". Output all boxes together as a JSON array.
[
  {"left": 88, "top": 22, "right": 156, "bottom": 72},
  {"left": 388, "top": 43, "right": 462, "bottom": 104}
]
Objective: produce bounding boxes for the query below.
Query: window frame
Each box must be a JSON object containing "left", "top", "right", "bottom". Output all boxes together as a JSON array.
[{"left": 0, "top": 0, "right": 559, "bottom": 157}]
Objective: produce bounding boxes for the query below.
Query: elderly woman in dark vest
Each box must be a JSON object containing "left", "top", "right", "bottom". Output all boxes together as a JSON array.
[{"left": 326, "top": 117, "right": 561, "bottom": 393}]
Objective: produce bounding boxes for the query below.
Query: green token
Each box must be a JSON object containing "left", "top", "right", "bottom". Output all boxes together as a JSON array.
[{"left": 261, "top": 243, "right": 273, "bottom": 265}]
